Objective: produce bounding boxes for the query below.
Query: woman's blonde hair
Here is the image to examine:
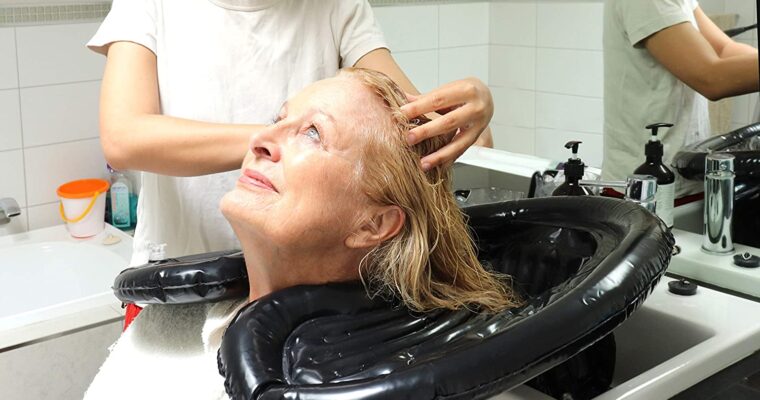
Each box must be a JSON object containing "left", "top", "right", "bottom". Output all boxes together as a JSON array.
[{"left": 338, "top": 68, "right": 520, "bottom": 313}]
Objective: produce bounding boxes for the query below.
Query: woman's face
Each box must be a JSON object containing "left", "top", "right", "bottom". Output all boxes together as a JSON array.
[{"left": 221, "top": 77, "right": 379, "bottom": 253}]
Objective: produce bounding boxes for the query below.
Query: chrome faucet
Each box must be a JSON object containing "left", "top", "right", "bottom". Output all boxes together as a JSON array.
[
  {"left": 0, "top": 198, "right": 21, "bottom": 225},
  {"left": 579, "top": 175, "right": 658, "bottom": 213},
  {"left": 702, "top": 153, "right": 735, "bottom": 254}
]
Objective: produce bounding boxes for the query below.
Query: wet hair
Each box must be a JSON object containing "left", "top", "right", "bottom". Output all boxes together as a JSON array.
[{"left": 338, "top": 67, "right": 520, "bottom": 313}]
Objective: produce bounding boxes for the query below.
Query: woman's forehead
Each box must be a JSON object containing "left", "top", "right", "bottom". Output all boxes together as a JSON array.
[{"left": 293, "top": 77, "right": 373, "bottom": 111}]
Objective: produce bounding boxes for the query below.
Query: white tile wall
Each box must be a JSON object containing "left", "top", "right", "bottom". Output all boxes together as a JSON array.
[
  {"left": 0, "top": 21, "right": 111, "bottom": 236},
  {"left": 15, "top": 23, "right": 104, "bottom": 87},
  {"left": 536, "top": 92, "right": 603, "bottom": 134},
  {"left": 0, "top": 28, "right": 17, "bottom": 89},
  {"left": 490, "top": 2, "right": 536, "bottom": 47},
  {"left": 0, "top": 89, "right": 22, "bottom": 151},
  {"left": 489, "top": 45, "right": 535, "bottom": 90},
  {"left": 537, "top": 2, "right": 603, "bottom": 50},
  {"left": 439, "top": 45, "right": 489, "bottom": 85},
  {"left": 27, "top": 201, "right": 62, "bottom": 230},
  {"left": 20, "top": 81, "right": 101, "bottom": 147},
  {"left": 536, "top": 48, "right": 604, "bottom": 98},
  {"left": 489, "top": 1, "right": 605, "bottom": 160},
  {"left": 0, "top": 149, "right": 26, "bottom": 207},
  {"left": 491, "top": 87, "right": 535, "bottom": 127},
  {"left": 393, "top": 50, "right": 438, "bottom": 93},
  {"left": 439, "top": 2, "right": 489, "bottom": 47},
  {"left": 373, "top": 5, "right": 438, "bottom": 52},
  {"left": 491, "top": 125, "right": 535, "bottom": 154},
  {"left": 24, "top": 138, "right": 107, "bottom": 206}
]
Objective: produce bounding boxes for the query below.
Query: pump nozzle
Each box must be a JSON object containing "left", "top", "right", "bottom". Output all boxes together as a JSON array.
[
  {"left": 645, "top": 123, "right": 673, "bottom": 141},
  {"left": 564, "top": 141, "right": 582, "bottom": 160}
]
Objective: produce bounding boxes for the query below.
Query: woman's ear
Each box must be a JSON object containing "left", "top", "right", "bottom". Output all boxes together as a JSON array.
[{"left": 346, "top": 205, "right": 405, "bottom": 249}]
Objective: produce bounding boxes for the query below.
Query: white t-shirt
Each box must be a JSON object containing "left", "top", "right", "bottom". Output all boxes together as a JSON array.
[
  {"left": 88, "top": 0, "right": 387, "bottom": 265},
  {"left": 603, "top": 0, "right": 710, "bottom": 197},
  {"left": 84, "top": 299, "right": 247, "bottom": 400}
]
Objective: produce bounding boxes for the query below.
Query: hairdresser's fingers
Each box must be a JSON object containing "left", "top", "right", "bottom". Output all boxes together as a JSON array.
[
  {"left": 420, "top": 127, "right": 474, "bottom": 170},
  {"left": 406, "top": 104, "right": 473, "bottom": 145},
  {"left": 401, "top": 78, "right": 491, "bottom": 118},
  {"left": 400, "top": 84, "right": 467, "bottom": 119},
  {"left": 404, "top": 92, "right": 420, "bottom": 102}
]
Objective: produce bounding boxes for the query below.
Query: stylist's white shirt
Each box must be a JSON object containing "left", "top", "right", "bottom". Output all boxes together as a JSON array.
[
  {"left": 88, "top": 0, "right": 387, "bottom": 265},
  {"left": 603, "top": 0, "right": 710, "bottom": 197}
]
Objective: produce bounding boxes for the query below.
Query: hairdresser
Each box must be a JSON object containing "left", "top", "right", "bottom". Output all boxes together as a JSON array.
[{"left": 88, "top": 0, "right": 495, "bottom": 265}]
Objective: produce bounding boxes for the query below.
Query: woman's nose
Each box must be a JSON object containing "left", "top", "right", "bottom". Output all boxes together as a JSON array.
[{"left": 249, "top": 125, "right": 282, "bottom": 162}]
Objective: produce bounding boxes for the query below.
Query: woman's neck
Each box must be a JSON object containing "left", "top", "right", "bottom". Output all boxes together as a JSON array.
[{"left": 240, "top": 237, "right": 363, "bottom": 303}]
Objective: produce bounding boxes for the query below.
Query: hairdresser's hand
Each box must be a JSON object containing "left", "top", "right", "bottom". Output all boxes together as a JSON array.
[{"left": 401, "top": 77, "right": 494, "bottom": 170}]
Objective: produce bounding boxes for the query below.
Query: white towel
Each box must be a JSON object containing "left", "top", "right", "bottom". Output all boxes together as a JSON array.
[{"left": 84, "top": 299, "right": 247, "bottom": 400}]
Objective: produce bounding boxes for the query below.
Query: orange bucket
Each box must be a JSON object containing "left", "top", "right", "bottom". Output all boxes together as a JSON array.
[{"left": 57, "top": 179, "right": 110, "bottom": 238}]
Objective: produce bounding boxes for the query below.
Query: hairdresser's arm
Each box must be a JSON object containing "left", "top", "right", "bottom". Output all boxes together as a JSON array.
[
  {"left": 99, "top": 41, "right": 262, "bottom": 176},
  {"left": 644, "top": 12, "right": 759, "bottom": 101},
  {"left": 355, "top": 48, "right": 494, "bottom": 169},
  {"left": 695, "top": 7, "right": 757, "bottom": 59}
]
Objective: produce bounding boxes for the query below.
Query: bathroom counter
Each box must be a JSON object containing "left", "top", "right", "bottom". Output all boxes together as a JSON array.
[{"left": 668, "top": 228, "right": 760, "bottom": 301}]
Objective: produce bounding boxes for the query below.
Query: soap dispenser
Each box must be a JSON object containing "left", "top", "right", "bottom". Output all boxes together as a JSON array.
[
  {"left": 552, "top": 141, "right": 594, "bottom": 196},
  {"left": 634, "top": 123, "right": 675, "bottom": 228}
]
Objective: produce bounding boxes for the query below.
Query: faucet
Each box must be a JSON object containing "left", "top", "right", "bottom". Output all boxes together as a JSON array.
[
  {"left": 0, "top": 198, "right": 21, "bottom": 225},
  {"left": 579, "top": 175, "right": 658, "bottom": 213},
  {"left": 702, "top": 153, "right": 735, "bottom": 254}
]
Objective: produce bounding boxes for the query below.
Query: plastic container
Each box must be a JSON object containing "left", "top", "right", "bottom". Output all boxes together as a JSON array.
[
  {"left": 57, "top": 178, "right": 110, "bottom": 238},
  {"left": 552, "top": 141, "right": 594, "bottom": 196},
  {"left": 634, "top": 123, "right": 675, "bottom": 228},
  {"left": 108, "top": 166, "right": 133, "bottom": 229}
]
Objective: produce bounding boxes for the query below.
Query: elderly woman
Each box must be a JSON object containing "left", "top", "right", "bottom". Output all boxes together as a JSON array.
[{"left": 84, "top": 69, "right": 517, "bottom": 400}]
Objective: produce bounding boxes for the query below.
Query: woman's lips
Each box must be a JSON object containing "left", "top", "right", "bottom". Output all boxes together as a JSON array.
[{"left": 239, "top": 169, "right": 277, "bottom": 192}]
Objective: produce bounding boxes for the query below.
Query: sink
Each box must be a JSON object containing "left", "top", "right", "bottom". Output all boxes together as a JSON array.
[
  {"left": 451, "top": 152, "right": 760, "bottom": 400},
  {"left": 0, "top": 224, "right": 132, "bottom": 349},
  {"left": 673, "top": 199, "right": 704, "bottom": 234},
  {"left": 492, "top": 277, "right": 760, "bottom": 399}
]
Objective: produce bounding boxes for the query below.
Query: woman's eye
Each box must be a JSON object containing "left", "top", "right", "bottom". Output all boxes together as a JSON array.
[{"left": 305, "top": 126, "right": 321, "bottom": 142}]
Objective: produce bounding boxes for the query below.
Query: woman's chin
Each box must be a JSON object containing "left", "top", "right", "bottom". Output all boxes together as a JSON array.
[{"left": 220, "top": 189, "right": 261, "bottom": 226}]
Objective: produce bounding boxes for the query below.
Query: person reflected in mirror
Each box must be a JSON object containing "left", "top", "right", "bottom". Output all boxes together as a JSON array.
[{"left": 603, "top": 0, "right": 759, "bottom": 201}]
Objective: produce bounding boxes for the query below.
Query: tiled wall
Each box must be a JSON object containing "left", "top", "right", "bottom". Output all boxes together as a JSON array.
[
  {"left": 0, "top": 22, "right": 106, "bottom": 237},
  {"left": 489, "top": 1, "right": 605, "bottom": 167},
  {"left": 0, "top": 0, "right": 758, "bottom": 237},
  {"left": 374, "top": 2, "right": 490, "bottom": 94}
]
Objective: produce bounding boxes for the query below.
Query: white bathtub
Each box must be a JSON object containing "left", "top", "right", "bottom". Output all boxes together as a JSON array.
[{"left": 0, "top": 223, "right": 132, "bottom": 350}]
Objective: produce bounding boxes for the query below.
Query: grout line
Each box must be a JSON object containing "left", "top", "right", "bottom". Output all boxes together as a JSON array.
[
  {"left": 489, "top": 84, "right": 604, "bottom": 102},
  {"left": 25, "top": 200, "right": 60, "bottom": 209},
  {"left": 436, "top": 3, "right": 441, "bottom": 87},
  {"left": 491, "top": 43, "right": 604, "bottom": 52},
  {"left": 532, "top": 2, "right": 537, "bottom": 156},
  {"left": 21, "top": 136, "right": 100, "bottom": 150},
  {"left": 12, "top": 26, "right": 29, "bottom": 232},
  {"left": 17, "top": 78, "right": 101, "bottom": 90}
]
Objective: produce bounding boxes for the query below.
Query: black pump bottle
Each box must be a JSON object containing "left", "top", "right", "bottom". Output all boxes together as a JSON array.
[
  {"left": 634, "top": 123, "right": 676, "bottom": 228},
  {"left": 552, "top": 141, "right": 594, "bottom": 196}
]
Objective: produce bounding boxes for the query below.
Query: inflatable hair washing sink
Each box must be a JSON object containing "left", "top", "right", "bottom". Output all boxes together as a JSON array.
[{"left": 114, "top": 194, "right": 750, "bottom": 399}]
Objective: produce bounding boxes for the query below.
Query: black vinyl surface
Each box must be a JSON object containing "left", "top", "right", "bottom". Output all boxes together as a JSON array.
[{"left": 214, "top": 196, "right": 674, "bottom": 400}]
